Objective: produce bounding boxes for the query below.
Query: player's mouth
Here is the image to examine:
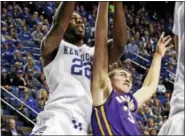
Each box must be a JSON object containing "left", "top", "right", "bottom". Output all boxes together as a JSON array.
[
  {"left": 123, "top": 82, "right": 130, "bottom": 87},
  {"left": 77, "top": 25, "right": 84, "bottom": 32}
]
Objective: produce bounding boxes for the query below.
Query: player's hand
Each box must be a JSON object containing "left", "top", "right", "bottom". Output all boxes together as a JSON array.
[{"left": 155, "top": 32, "right": 173, "bottom": 57}]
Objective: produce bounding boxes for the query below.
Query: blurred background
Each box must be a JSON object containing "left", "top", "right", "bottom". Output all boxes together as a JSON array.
[{"left": 1, "top": 1, "right": 176, "bottom": 136}]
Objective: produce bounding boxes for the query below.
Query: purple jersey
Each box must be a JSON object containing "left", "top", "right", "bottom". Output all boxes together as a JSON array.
[{"left": 91, "top": 90, "right": 142, "bottom": 136}]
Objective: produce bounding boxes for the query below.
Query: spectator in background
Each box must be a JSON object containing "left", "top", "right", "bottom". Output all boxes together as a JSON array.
[
  {"left": 15, "top": 41, "right": 25, "bottom": 55},
  {"left": 24, "top": 57, "right": 38, "bottom": 72},
  {"left": 156, "top": 78, "right": 167, "bottom": 94},
  {"left": 1, "top": 118, "right": 24, "bottom": 136},
  {"left": 2, "top": 42, "right": 13, "bottom": 62},
  {"left": 145, "top": 41, "right": 154, "bottom": 57},
  {"left": 146, "top": 118, "right": 156, "bottom": 131},
  {"left": 12, "top": 50, "right": 25, "bottom": 65},
  {"left": 6, "top": 27, "right": 18, "bottom": 42},
  {"left": 17, "top": 87, "right": 36, "bottom": 119},
  {"left": 137, "top": 107, "right": 148, "bottom": 123},
  {"left": 80, "top": 5, "right": 87, "bottom": 17},
  {"left": 151, "top": 99, "right": 163, "bottom": 116},
  {"left": 167, "top": 64, "right": 176, "bottom": 81},
  {"left": 42, "top": 80, "right": 49, "bottom": 91},
  {"left": 11, "top": 70, "right": 27, "bottom": 87},
  {"left": 28, "top": 11, "right": 39, "bottom": 28},
  {"left": 23, "top": 51, "right": 31, "bottom": 63},
  {"left": 38, "top": 72, "right": 46, "bottom": 85},
  {"left": 162, "top": 101, "right": 170, "bottom": 117},
  {"left": 123, "top": 59, "right": 132, "bottom": 70},
  {"left": 18, "top": 26, "right": 32, "bottom": 41},
  {"left": 156, "top": 115, "right": 164, "bottom": 127},
  {"left": 40, "top": 89, "right": 48, "bottom": 100},
  {"left": 149, "top": 128, "right": 157, "bottom": 136},
  {"left": 126, "top": 37, "right": 140, "bottom": 54},
  {"left": 1, "top": 68, "right": 12, "bottom": 90},
  {"left": 143, "top": 105, "right": 154, "bottom": 118},
  {"left": 31, "top": 26, "right": 44, "bottom": 45},
  {"left": 20, "top": 7, "right": 31, "bottom": 22},
  {"left": 32, "top": 89, "right": 48, "bottom": 118},
  {"left": 143, "top": 130, "right": 150, "bottom": 136},
  {"left": 26, "top": 69, "right": 41, "bottom": 97}
]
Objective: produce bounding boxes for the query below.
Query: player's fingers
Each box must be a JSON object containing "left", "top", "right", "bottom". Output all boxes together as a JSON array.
[
  {"left": 164, "top": 37, "right": 172, "bottom": 46},
  {"left": 166, "top": 44, "right": 174, "bottom": 51},
  {"left": 163, "top": 35, "right": 171, "bottom": 42},
  {"left": 160, "top": 32, "right": 165, "bottom": 40},
  {"left": 118, "top": 60, "right": 122, "bottom": 66}
]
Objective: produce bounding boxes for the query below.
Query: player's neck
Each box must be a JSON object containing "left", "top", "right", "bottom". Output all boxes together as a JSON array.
[
  {"left": 67, "top": 39, "right": 84, "bottom": 47},
  {"left": 64, "top": 34, "right": 84, "bottom": 47}
]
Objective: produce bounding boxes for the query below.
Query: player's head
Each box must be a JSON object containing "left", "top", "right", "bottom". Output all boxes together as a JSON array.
[
  {"left": 64, "top": 12, "right": 85, "bottom": 44},
  {"left": 109, "top": 62, "right": 133, "bottom": 94}
]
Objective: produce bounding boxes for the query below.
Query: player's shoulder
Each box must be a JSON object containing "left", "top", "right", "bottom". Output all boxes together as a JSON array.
[{"left": 93, "top": 90, "right": 116, "bottom": 109}]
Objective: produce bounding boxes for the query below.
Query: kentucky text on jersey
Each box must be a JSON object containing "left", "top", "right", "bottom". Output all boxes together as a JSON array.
[{"left": 63, "top": 46, "right": 93, "bottom": 62}]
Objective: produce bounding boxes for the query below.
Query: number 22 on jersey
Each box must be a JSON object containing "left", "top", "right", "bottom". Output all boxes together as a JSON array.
[{"left": 71, "top": 58, "right": 92, "bottom": 79}]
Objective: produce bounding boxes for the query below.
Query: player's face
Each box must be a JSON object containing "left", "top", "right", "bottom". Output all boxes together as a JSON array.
[
  {"left": 67, "top": 12, "right": 85, "bottom": 39},
  {"left": 110, "top": 69, "right": 132, "bottom": 93}
]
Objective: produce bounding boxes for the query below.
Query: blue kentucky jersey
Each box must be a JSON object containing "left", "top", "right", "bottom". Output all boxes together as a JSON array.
[{"left": 91, "top": 90, "right": 142, "bottom": 136}]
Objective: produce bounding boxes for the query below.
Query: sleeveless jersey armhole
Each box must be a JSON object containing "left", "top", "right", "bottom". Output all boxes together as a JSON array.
[
  {"left": 43, "top": 40, "right": 64, "bottom": 76},
  {"left": 93, "top": 90, "right": 114, "bottom": 109}
]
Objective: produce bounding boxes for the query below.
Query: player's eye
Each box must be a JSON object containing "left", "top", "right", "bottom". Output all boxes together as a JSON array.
[{"left": 120, "top": 73, "right": 127, "bottom": 78}]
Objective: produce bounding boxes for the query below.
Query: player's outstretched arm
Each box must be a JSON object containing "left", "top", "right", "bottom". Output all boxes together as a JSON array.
[
  {"left": 41, "top": 2, "right": 75, "bottom": 66},
  {"left": 108, "top": 2, "right": 127, "bottom": 65},
  {"left": 91, "top": 2, "right": 112, "bottom": 106},
  {"left": 134, "top": 32, "right": 173, "bottom": 108}
]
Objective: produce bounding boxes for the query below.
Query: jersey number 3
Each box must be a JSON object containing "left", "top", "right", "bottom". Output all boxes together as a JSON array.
[{"left": 71, "top": 58, "right": 92, "bottom": 79}]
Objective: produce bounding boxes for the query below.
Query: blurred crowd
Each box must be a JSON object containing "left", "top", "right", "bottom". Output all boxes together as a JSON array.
[{"left": 1, "top": 2, "right": 176, "bottom": 136}]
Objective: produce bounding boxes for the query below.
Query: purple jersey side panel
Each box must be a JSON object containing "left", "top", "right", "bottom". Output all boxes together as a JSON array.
[{"left": 91, "top": 90, "right": 142, "bottom": 136}]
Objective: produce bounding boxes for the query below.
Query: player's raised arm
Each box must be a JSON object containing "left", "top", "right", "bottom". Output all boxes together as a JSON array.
[
  {"left": 133, "top": 32, "right": 173, "bottom": 108},
  {"left": 91, "top": 2, "right": 112, "bottom": 106},
  {"left": 41, "top": 2, "right": 75, "bottom": 66},
  {"left": 108, "top": 2, "right": 127, "bottom": 65}
]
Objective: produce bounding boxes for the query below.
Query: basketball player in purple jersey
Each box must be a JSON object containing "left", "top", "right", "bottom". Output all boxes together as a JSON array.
[{"left": 91, "top": 2, "right": 173, "bottom": 135}]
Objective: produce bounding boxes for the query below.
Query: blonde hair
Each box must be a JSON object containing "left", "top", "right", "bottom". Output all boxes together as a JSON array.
[{"left": 108, "top": 60, "right": 132, "bottom": 78}]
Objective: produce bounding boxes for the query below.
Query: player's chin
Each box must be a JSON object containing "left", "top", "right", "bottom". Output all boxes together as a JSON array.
[
  {"left": 76, "top": 32, "right": 85, "bottom": 39},
  {"left": 122, "top": 86, "right": 130, "bottom": 93}
]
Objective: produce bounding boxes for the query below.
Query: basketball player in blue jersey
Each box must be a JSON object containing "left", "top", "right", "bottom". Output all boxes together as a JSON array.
[
  {"left": 91, "top": 2, "right": 173, "bottom": 135},
  {"left": 158, "top": 2, "right": 184, "bottom": 135},
  {"left": 31, "top": 2, "right": 127, "bottom": 135}
]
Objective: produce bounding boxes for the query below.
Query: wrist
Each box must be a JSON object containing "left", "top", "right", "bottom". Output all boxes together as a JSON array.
[{"left": 154, "top": 53, "right": 163, "bottom": 59}]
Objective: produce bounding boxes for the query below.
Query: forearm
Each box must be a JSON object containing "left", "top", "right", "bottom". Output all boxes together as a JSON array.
[
  {"left": 41, "top": 2, "right": 75, "bottom": 59},
  {"left": 143, "top": 53, "right": 162, "bottom": 89},
  {"left": 113, "top": 2, "right": 127, "bottom": 49},
  {"left": 53, "top": 2, "right": 75, "bottom": 29},
  {"left": 94, "top": 2, "right": 109, "bottom": 73},
  {"left": 108, "top": 2, "right": 127, "bottom": 64}
]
